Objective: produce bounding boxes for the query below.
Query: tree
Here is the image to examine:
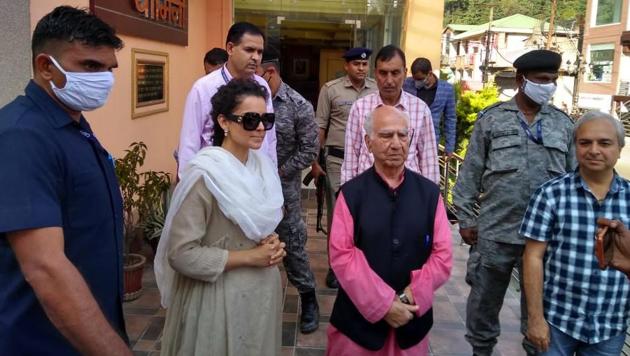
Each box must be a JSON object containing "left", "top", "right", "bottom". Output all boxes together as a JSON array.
[{"left": 444, "top": 0, "right": 586, "bottom": 26}]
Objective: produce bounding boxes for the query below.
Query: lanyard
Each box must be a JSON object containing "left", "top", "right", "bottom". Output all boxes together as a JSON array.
[{"left": 519, "top": 119, "right": 543, "bottom": 145}]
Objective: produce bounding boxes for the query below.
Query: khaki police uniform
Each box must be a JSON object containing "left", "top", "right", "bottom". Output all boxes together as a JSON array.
[{"left": 315, "top": 76, "right": 376, "bottom": 193}]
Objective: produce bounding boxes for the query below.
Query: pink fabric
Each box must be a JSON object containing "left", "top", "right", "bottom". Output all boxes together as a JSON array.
[
  {"left": 326, "top": 325, "right": 429, "bottom": 356},
  {"left": 340, "top": 91, "right": 439, "bottom": 185},
  {"left": 327, "top": 192, "right": 453, "bottom": 355},
  {"left": 176, "top": 66, "right": 277, "bottom": 178}
]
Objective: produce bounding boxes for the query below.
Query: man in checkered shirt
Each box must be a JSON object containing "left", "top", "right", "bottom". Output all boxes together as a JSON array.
[
  {"left": 340, "top": 45, "right": 439, "bottom": 185},
  {"left": 521, "top": 111, "right": 630, "bottom": 355}
]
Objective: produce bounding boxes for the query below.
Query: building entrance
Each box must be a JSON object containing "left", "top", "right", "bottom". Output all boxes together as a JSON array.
[{"left": 234, "top": 0, "right": 406, "bottom": 106}]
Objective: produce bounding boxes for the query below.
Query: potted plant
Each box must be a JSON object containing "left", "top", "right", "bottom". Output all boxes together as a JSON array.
[
  {"left": 115, "top": 142, "right": 171, "bottom": 301},
  {"left": 140, "top": 184, "right": 173, "bottom": 254}
]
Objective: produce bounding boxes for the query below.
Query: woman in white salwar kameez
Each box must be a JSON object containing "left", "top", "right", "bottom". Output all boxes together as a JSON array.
[{"left": 155, "top": 79, "right": 286, "bottom": 356}]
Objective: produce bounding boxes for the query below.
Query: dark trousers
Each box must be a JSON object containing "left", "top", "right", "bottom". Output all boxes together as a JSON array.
[
  {"left": 465, "top": 238, "right": 537, "bottom": 356},
  {"left": 276, "top": 175, "right": 316, "bottom": 293}
]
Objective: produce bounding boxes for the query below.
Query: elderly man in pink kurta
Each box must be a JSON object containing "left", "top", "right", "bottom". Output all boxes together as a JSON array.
[{"left": 327, "top": 105, "right": 452, "bottom": 356}]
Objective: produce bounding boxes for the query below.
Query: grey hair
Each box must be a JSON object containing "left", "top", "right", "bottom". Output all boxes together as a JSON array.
[
  {"left": 364, "top": 107, "right": 410, "bottom": 136},
  {"left": 574, "top": 110, "right": 626, "bottom": 148}
]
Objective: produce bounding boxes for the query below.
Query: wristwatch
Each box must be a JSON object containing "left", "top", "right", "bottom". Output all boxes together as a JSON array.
[{"left": 398, "top": 291, "right": 410, "bottom": 305}]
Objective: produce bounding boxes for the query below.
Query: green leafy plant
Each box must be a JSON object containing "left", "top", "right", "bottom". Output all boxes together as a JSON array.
[
  {"left": 115, "top": 142, "right": 171, "bottom": 253},
  {"left": 441, "top": 83, "right": 499, "bottom": 208},
  {"left": 454, "top": 83, "right": 500, "bottom": 157},
  {"left": 140, "top": 186, "right": 173, "bottom": 242}
]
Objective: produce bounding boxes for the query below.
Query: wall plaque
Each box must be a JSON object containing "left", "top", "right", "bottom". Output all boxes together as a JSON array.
[
  {"left": 132, "top": 49, "right": 169, "bottom": 118},
  {"left": 91, "top": 0, "right": 188, "bottom": 46}
]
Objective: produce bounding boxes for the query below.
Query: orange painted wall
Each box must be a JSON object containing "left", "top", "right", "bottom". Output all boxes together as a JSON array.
[{"left": 30, "top": 0, "right": 233, "bottom": 177}]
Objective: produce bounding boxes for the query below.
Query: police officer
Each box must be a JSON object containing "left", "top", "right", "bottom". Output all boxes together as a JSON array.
[
  {"left": 257, "top": 47, "right": 321, "bottom": 333},
  {"left": 313, "top": 47, "right": 377, "bottom": 288},
  {"left": 452, "top": 49, "right": 576, "bottom": 356}
]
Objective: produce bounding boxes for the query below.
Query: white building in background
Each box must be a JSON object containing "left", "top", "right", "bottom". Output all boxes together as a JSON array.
[
  {"left": 578, "top": 0, "right": 629, "bottom": 113},
  {"left": 441, "top": 14, "right": 579, "bottom": 110}
]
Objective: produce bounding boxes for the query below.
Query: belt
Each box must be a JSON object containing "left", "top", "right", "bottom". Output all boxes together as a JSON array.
[{"left": 327, "top": 147, "right": 344, "bottom": 159}]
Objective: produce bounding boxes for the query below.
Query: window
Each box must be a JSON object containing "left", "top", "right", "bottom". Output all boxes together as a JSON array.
[
  {"left": 594, "top": 0, "right": 622, "bottom": 26},
  {"left": 587, "top": 43, "right": 615, "bottom": 82}
]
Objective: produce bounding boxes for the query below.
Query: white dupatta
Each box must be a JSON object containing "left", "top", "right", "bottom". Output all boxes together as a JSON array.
[{"left": 155, "top": 147, "right": 284, "bottom": 308}]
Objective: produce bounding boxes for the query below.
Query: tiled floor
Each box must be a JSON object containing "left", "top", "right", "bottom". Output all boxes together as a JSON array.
[{"left": 125, "top": 192, "right": 525, "bottom": 356}]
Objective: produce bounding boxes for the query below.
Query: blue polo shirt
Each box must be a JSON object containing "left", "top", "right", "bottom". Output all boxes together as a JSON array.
[{"left": 0, "top": 81, "right": 127, "bottom": 354}]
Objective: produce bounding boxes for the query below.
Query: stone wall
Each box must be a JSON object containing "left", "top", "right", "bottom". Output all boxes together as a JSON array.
[{"left": 0, "top": 0, "right": 31, "bottom": 107}]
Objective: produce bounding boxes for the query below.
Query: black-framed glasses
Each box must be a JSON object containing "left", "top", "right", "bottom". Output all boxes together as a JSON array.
[{"left": 225, "top": 112, "right": 275, "bottom": 131}]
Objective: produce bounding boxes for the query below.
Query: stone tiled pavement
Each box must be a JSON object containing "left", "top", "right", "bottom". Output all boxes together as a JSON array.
[{"left": 125, "top": 193, "right": 525, "bottom": 356}]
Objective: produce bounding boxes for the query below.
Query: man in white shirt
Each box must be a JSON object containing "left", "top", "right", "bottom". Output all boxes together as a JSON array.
[{"left": 177, "top": 22, "right": 277, "bottom": 178}]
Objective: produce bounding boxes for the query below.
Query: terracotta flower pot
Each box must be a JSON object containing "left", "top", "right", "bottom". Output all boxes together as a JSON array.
[{"left": 123, "top": 253, "right": 147, "bottom": 301}]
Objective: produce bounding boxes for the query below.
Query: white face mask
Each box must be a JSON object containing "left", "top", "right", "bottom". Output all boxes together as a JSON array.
[
  {"left": 414, "top": 79, "right": 427, "bottom": 89},
  {"left": 522, "top": 78, "right": 556, "bottom": 105},
  {"left": 48, "top": 56, "right": 114, "bottom": 112}
]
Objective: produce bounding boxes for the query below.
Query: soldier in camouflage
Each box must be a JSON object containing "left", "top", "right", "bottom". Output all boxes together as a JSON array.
[
  {"left": 452, "top": 50, "right": 576, "bottom": 356},
  {"left": 258, "top": 47, "right": 321, "bottom": 334}
]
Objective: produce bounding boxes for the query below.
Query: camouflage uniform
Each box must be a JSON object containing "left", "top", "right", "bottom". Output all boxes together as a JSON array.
[
  {"left": 274, "top": 82, "right": 320, "bottom": 293},
  {"left": 452, "top": 98, "right": 576, "bottom": 356}
]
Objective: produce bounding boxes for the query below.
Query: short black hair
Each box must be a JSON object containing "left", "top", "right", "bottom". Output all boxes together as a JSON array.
[
  {"left": 225, "top": 22, "right": 265, "bottom": 47},
  {"left": 374, "top": 45, "right": 406, "bottom": 68},
  {"left": 32, "top": 6, "right": 123, "bottom": 61},
  {"left": 411, "top": 57, "right": 432, "bottom": 75},
  {"left": 204, "top": 48, "right": 228, "bottom": 65},
  {"left": 261, "top": 45, "right": 281, "bottom": 71},
  {"left": 211, "top": 79, "right": 269, "bottom": 146}
]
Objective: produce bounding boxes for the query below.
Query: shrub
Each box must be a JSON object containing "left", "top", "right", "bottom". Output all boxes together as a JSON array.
[{"left": 455, "top": 84, "right": 500, "bottom": 157}]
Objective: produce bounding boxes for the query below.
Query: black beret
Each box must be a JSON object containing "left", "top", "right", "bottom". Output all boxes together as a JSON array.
[
  {"left": 342, "top": 47, "right": 372, "bottom": 61},
  {"left": 261, "top": 46, "right": 280, "bottom": 64},
  {"left": 513, "top": 49, "right": 562, "bottom": 73}
]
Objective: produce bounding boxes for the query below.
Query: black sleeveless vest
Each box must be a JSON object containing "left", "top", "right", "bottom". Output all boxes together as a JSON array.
[{"left": 329, "top": 167, "right": 440, "bottom": 351}]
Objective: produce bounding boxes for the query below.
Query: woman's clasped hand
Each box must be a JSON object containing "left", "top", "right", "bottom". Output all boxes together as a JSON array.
[{"left": 255, "top": 233, "right": 286, "bottom": 266}]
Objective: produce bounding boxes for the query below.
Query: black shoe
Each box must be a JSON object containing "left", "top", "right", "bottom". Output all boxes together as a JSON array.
[
  {"left": 325, "top": 268, "right": 339, "bottom": 289},
  {"left": 472, "top": 347, "right": 493, "bottom": 356},
  {"left": 299, "top": 290, "right": 320, "bottom": 334}
]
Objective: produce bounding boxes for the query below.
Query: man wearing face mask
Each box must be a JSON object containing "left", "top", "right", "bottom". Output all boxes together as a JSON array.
[
  {"left": 452, "top": 49, "right": 576, "bottom": 356},
  {"left": 256, "top": 47, "right": 321, "bottom": 333},
  {"left": 403, "top": 58, "right": 457, "bottom": 158},
  {"left": 0, "top": 6, "right": 131, "bottom": 355}
]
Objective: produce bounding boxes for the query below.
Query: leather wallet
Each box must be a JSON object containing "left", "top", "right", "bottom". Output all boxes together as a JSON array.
[{"left": 595, "top": 225, "right": 615, "bottom": 270}]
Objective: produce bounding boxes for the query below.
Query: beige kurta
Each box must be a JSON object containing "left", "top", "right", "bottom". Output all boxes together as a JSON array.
[{"left": 160, "top": 178, "right": 282, "bottom": 356}]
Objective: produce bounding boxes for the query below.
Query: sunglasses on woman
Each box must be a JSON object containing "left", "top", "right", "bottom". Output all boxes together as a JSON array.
[{"left": 225, "top": 112, "right": 275, "bottom": 131}]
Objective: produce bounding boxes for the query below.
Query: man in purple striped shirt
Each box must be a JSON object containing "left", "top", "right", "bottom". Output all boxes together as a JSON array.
[{"left": 177, "top": 22, "right": 277, "bottom": 178}]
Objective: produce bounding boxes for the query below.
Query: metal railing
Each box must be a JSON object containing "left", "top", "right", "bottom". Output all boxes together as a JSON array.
[
  {"left": 437, "top": 145, "right": 465, "bottom": 217},
  {"left": 612, "top": 95, "right": 630, "bottom": 134},
  {"left": 437, "top": 145, "right": 480, "bottom": 220}
]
